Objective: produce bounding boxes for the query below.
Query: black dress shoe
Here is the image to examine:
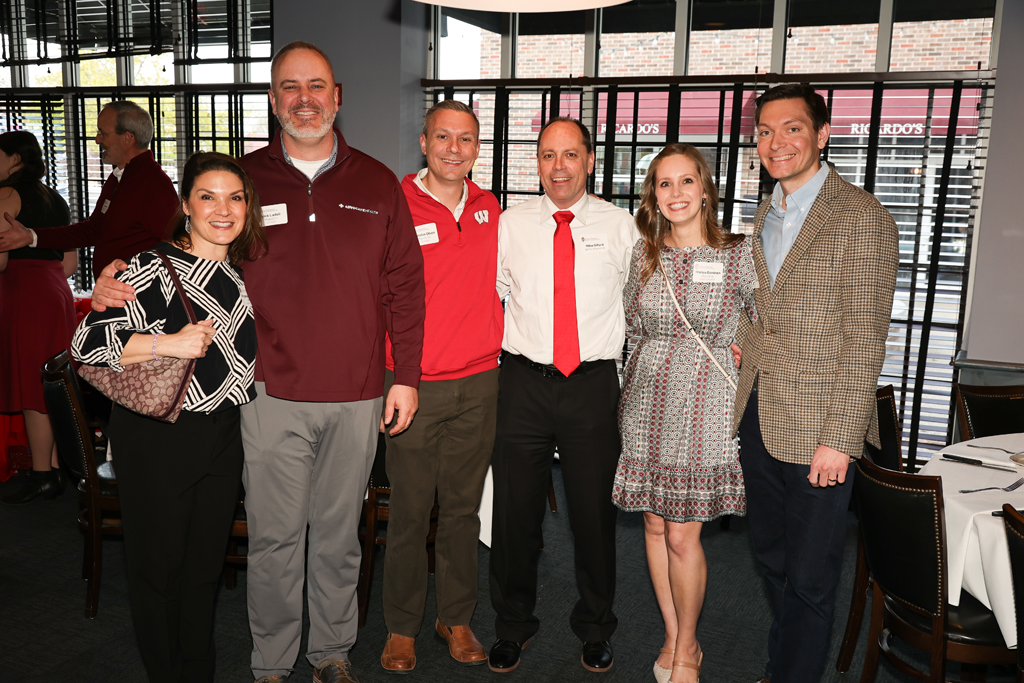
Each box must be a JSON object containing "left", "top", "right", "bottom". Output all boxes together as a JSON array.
[
  {"left": 488, "top": 639, "right": 527, "bottom": 673},
  {"left": 1, "top": 470, "right": 61, "bottom": 505},
  {"left": 581, "top": 641, "right": 613, "bottom": 672}
]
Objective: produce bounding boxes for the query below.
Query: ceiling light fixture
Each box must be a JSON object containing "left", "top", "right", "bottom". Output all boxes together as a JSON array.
[{"left": 413, "top": 0, "right": 629, "bottom": 11}]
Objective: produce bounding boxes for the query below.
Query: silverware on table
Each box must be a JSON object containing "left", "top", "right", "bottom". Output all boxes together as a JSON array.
[
  {"left": 966, "top": 443, "right": 1024, "bottom": 456},
  {"left": 941, "top": 454, "right": 1018, "bottom": 473},
  {"left": 958, "top": 476, "right": 1024, "bottom": 494}
]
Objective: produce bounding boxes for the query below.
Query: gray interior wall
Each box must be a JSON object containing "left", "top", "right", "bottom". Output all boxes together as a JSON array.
[
  {"left": 962, "top": 0, "right": 1024, "bottom": 366},
  {"left": 272, "top": 0, "right": 429, "bottom": 177}
]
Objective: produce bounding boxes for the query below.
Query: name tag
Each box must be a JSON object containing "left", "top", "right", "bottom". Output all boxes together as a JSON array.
[
  {"left": 415, "top": 222, "right": 439, "bottom": 246},
  {"left": 262, "top": 203, "right": 288, "bottom": 226},
  {"left": 101, "top": 199, "right": 111, "bottom": 214},
  {"left": 579, "top": 233, "right": 607, "bottom": 253},
  {"left": 693, "top": 262, "right": 724, "bottom": 283}
]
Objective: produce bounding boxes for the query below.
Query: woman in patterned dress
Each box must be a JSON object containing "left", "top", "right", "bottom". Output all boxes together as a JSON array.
[
  {"left": 72, "top": 152, "right": 268, "bottom": 683},
  {"left": 612, "top": 144, "right": 757, "bottom": 683}
]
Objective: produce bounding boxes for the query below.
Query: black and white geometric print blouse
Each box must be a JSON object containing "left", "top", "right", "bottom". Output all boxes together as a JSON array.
[{"left": 72, "top": 242, "right": 257, "bottom": 414}]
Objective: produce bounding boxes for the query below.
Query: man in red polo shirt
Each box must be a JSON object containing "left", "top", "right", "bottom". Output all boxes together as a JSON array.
[{"left": 379, "top": 99, "right": 503, "bottom": 674}]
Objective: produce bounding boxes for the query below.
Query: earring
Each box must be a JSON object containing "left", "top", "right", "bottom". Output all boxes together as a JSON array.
[
  {"left": 184, "top": 215, "right": 192, "bottom": 234},
  {"left": 701, "top": 197, "right": 706, "bottom": 208}
]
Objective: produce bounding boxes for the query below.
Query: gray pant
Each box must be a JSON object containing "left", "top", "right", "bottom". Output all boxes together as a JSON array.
[{"left": 242, "top": 382, "right": 382, "bottom": 678}]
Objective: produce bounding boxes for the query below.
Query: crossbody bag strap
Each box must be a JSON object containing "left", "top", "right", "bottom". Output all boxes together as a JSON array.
[
  {"left": 657, "top": 253, "right": 737, "bottom": 392},
  {"left": 155, "top": 250, "right": 198, "bottom": 325}
]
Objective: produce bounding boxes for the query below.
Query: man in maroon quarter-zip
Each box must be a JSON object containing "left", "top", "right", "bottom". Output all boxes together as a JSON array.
[
  {"left": 88, "top": 42, "right": 426, "bottom": 683},
  {"left": 378, "top": 99, "right": 503, "bottom": 674}
]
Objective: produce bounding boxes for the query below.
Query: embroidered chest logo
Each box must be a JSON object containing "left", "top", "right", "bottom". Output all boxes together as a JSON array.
[{"left": 474, "top": 209, "right": 489, "bottom": 224}]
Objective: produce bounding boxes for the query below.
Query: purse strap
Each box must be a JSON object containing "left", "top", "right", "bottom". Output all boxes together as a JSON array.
[
  {"left": 657, "top": 252, "right": 737, "bottom": 392},
  {"left": 154, "top": 250, "right": 198, "bottom": 325}
]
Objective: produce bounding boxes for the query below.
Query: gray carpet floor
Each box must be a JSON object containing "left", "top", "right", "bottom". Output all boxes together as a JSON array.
[{"left": 0, "top": 464, "right": 1015, "bottom": 683}]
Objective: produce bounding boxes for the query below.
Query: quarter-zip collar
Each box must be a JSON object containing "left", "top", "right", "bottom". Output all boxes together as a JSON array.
[{"left": 266, "top": 127, "right": 351, "bottom": 182}]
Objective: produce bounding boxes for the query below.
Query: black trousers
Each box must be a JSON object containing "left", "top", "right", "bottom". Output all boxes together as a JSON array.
[
  {"left": 489, "top": 356, "right": 620, "bottom": 643},
  {"left": 738, "top": 389, "right": 855, "bottom": 683},
  {"left": 109, "top": 404, "right": 244, "bottom": 683}
]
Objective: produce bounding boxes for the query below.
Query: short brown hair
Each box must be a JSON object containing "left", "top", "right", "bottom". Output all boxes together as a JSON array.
[
  {"left": 171, "top": 151, "right": 269, "bottom": 265},
  {"left": 422, "top": 99, "right": 479, "bottom": 138},
  {"left": 537, "top": 117, "right": 592, "bottom": 155},
  {"left": 635, "top": 143, "right": 742, "bottom": 283},
  {"left": 754, "top": 83, "right": 830, "bottom": 133},
  {"left": 271, "top": 41, "right": 335, "bottom": 86}
]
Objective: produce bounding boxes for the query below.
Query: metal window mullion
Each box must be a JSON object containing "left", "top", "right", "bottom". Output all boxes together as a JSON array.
[
  {"left": 500, "top": 13, "right": 516, "bottom": 80},
  {"left": 115, "top": 0, "right": 135, "bottom": 86},
  {"left": 674, "top": 0, "right": 691, "bottom": 76},
  {"left": 863, "top": 84, "right": 884, "bottom": 194},
  {"left": 875, "top": 0, "right": 894, "bottom": 73},
  {"left": 721, "top": 84, "right": 744, "bottom": 230},
  {"left": 907, "top": 81, "right": 963, "bottom": 465},
  {"left": 601, "top": 86, "right": 618, "bottom": 201},
  {"left": 8, "top": 0, "right": 29, "bottom": 87},
  {"left": 770, "top": 0, "right": 788, "bottom": 74},
  {"left": 991, "top": 0, "right": 1004, "bottom": 69},
  {"left": 234, "top": 0, "right": 252, "bottom": 83},
  {"left": 59, "top": 0, "right": 80, "bottom": 87},
  {"left": 584, "top": 9, "right": 599, "bottom": 78},
  {"left": 491, "top": 85, "right": 509, "bottom": 205}
]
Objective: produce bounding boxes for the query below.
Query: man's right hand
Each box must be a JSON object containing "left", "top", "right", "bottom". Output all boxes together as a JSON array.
[
  {"left": 91, "top": 259, "right": 134, "bottom": 312},
  {"left": 0, "top": 213, "right": 34, "bottom": 253}
]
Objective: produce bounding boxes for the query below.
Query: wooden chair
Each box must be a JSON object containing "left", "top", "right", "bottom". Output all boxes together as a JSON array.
[
  {"left": 223, "top": 492, "right": 247, "bottom": 590},
  {"left": 837, "top": 384, "right": 905, "bottom": 672},
  {"left": 953, "top": 383, "right": 1024, "bottom": 442},
  {"left": 1002, "top": 504, "right": 1024, "bottom": 683},
  {"left": 855, "top": 457, "right": 1014, "bottom": 683},
  {"left": 41, "top": 350, "right": 120, "bottom": 619}
]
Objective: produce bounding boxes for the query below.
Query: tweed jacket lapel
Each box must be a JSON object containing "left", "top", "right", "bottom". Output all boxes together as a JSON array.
[{"left": 765, "top": 167, "right": 838, "bottom": 303}]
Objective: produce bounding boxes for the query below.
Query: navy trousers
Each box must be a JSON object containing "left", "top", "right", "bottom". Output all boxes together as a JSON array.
[{"left": 739, "top": 388, "right": 854, "bottom": 683}]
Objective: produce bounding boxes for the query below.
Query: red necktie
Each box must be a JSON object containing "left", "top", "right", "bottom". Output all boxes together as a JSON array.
[{"left": 552, "top": 210, "right": 580, "bottom": 377}]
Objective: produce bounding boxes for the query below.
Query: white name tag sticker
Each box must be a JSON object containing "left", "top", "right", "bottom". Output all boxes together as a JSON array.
[
  {"left": 262, "top": 203, "right": 288, "bottom": 226},
  {"left": 693, "top": 262, "right": 724, "bottom": 283},
  {"left": 101, "top": 199, "right": 111, "bottom": 214},
  {"left": 415, "top": 222, "right": 439, "bottom": 246},
  {"left": 579, "top": 233, "right": 608, "bottom": 253}
]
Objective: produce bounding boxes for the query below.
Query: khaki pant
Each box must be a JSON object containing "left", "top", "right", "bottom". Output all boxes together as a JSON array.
[{"left": 382, "top": 368, "right": 499, "bottom": 636}]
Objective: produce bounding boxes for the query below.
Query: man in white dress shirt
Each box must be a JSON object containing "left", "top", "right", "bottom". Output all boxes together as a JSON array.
[{"left": 487, "top": 118, "right": 639, "bottom": 674}]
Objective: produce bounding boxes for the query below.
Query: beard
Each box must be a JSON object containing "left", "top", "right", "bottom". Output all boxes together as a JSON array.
[{"left": 277, "top": 102, "right": 337, "bottom": 140}]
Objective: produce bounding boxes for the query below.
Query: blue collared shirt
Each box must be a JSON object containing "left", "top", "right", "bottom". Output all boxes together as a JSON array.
[
  {"left": 760, "top": 162, "right": 830, "bottom": 289},
  {"left": 281, "top": 131, "right": 339, "bottom": 183}
]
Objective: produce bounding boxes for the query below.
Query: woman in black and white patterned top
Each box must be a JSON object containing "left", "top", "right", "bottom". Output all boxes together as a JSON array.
[{"left": 72, "top": 151, "right": 268, "bottom": 683}]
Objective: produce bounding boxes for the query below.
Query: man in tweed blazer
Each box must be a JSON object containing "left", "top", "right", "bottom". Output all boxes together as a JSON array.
[{"left": 733, "top": 84, "right": 898, "bottom": 683}]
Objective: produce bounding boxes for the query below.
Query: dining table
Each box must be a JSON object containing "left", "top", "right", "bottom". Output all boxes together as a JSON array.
[{"left": 919, "top": 432, "right": 1024, "bottom": 648}]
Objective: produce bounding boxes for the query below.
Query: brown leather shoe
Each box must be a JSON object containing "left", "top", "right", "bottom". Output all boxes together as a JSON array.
[
  {"left": 380, "top": 633, "right": 416, "bottom": 673},
  {"left": 435, "top": 619, "right": 487, "bottom": 665}
]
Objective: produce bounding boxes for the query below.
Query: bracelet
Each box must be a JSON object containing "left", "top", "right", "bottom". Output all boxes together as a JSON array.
[{"left": 152, "top": 333, "right": 160, "bottom": 360}]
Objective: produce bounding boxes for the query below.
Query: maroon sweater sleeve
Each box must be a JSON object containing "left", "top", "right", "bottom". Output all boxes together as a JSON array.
[
  {"left": 35, "top": 152, "right": 177, "bottom": 278},
  {"left": 381, "top": 179, "right": 426, "bottom": 389},
  {"left": 35, "top": 176, "right": 115, "bottom": 251}
]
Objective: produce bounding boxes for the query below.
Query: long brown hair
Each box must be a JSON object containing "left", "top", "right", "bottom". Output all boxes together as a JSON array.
[
  {"left": 635, "top": 143, "right": 741, "bottom": 283},
  {"left": 170, "top": 151, "right": 269, "bottom": 265}
]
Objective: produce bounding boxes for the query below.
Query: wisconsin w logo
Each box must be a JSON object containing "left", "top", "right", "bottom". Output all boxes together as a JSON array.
[{"left": 474, "top": 209, "right": 489, "bottom": 225}]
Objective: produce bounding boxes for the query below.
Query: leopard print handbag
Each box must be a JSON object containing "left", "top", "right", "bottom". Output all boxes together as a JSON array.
[{"left": 78, "top": 251, "right": 198, "bottom": 423}]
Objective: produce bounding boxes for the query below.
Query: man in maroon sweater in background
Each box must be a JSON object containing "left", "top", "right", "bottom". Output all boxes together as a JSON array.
[
  {"left": 0, "top": 100, "right": 177, "bottom": 279},
  {"left": 89, "top": 42, "right": 425, "bottom": 683}
]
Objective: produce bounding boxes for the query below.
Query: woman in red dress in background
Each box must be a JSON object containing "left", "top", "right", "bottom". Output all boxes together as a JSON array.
[{"left": 0, "top": 130, "right": 77, "bottom": 504}]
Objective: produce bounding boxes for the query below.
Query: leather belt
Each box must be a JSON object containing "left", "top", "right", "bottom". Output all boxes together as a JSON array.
[{"left": 503, "top": 352, "right": 611, "bottom": 380}]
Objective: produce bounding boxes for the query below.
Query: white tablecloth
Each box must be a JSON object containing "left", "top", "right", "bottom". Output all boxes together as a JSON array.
[{"left": 919, "top": 432, "right": 1024, "bottom": 648}]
